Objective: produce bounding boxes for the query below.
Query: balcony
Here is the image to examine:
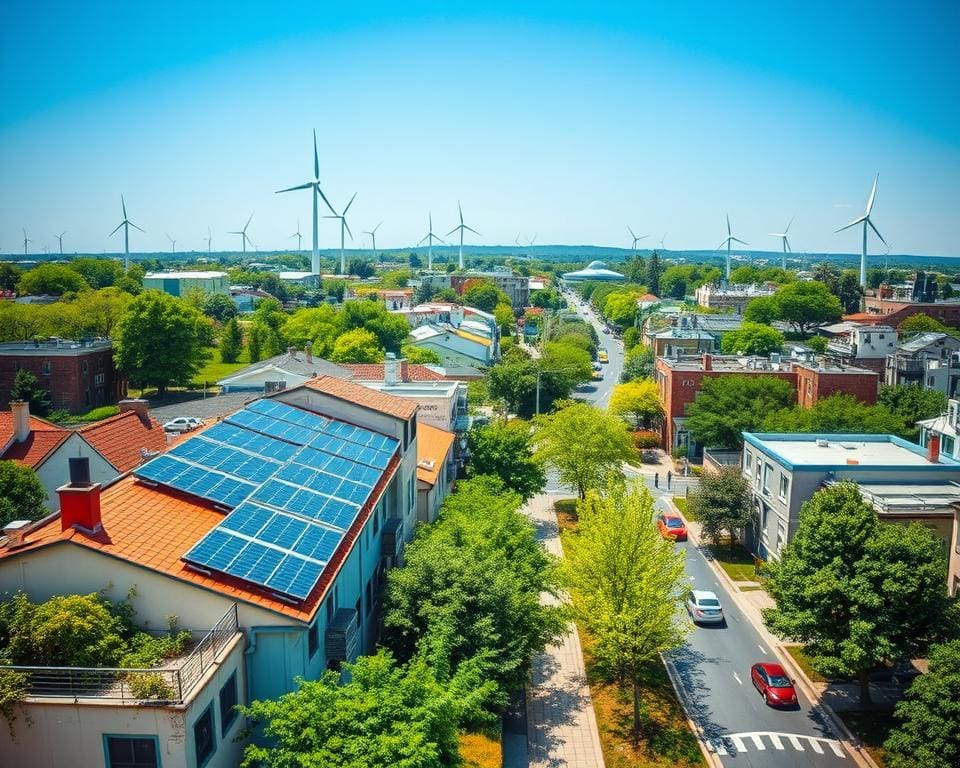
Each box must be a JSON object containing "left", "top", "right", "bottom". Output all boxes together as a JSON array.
[
  {"left": 827, "top": 340, "right": 855, "bottom": 357},
  {"left": 703, "top": 449, "right": 742, "bottom": 473},
  {"left": 888, "top": 356, "right": 927, "bottom": 374}
]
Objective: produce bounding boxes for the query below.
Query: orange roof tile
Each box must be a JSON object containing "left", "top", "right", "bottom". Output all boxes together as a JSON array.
[
  {"left": 301, "top": 375, "right": 418, "bottom": 420},
  {"left": 0, "top": 411, "right": 69, "bottom": 468},
  {"left": 79, "top": 411, "right": 168, "bottom": 472},
  {"left": 416, "top": 423, "right": 455, "bottom": 486},
  {"left": 340, "top": 363, "right": 446, "bottom": 382}
]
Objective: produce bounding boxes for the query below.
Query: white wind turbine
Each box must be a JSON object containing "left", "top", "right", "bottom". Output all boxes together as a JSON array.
[
  {"left": 446, "top": 202, "right": 480, "bottom": 270},
  {"left": 228, "top": 214, "right": 254, "bottom": 253},
  {"left": 325, "top": 193, "right": 357, "bottom": 275},
  {"left": 290, "top": 220, "right": 303, "bottom": 254},
  {"left": 276, "top": 130, "right": 336, "bottom": 276},
  {"left": 22, "top": 229, "right": 32, "bottom": 256},
  {"left": 717, "top": 214, "right": 748, "bottom": 280},
  {"left": 55, "top": 231, "right": 66, "bottom": 256},
  {"left": 166, "top": 234, "right": 177, "bottom": 254},
  {"left": 204, "top": 227, "right": 212, "bottom": 254},
  {"left": 835, "top": 174, "right": 887, "bottom": 289},
  {"left": 628, "top": 226, "right": 648, "bottom": 257},
  {"left": 659, "top": 233, "right": 668, "bottom": 252},
  {"left": 418, "top": 213, "right": 446, "bottom": 271},
  {"left": 364, "top": 221, "right": 382, "bottom": 260},
  {"left": 769, "top": 215, "right": 795, "bottom": 269},
  {"left": 109, "top": 196, "right": 144, "bottom": 270}
]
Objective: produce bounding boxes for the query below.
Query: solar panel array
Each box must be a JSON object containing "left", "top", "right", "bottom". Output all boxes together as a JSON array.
[{"left": 134, "top": 398, "right": 400, "bottom": 601}]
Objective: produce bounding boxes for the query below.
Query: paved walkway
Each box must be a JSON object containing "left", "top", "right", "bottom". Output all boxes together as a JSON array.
[{"left": 506, "top": 493, "right": 605, "bottom": 768}]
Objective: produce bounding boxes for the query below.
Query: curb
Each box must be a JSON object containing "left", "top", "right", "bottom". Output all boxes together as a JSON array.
[
  {"left": 669, "top": 498, "right": 880, "bottom": 768},
  {"left": 661, "top": 652, "right": 724, "bottom": 768}
]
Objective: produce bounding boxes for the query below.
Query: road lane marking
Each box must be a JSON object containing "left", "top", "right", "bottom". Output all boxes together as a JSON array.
[
  {"left": 708, "top": 739, "right": 728, "bottom": 756},
  {"left": 829, "top": 741, "right": 845, "bottom": 756},
  {"left": 730, "top": 736, "right": 746, "bottom": 752},
  {"left": 769, "top": 734, "right": 784, "bottom": 750},
  {"left": 732, "top": 672, "right": 742, "bottom": 685},
  {"left": 788, "top": 735, "right": 804, "bottom": 751},
  {"left": 751, "top": 735, "right": 766, "bottom": 750},
  {"left": 721, "top": 732, "right": 845, "bottom": 758},
  {"left": 758, "top": 644, "right": 767, "bottom": 654},
  {"left": 810, "top": 739, "right": 824, "bottom": 754}
]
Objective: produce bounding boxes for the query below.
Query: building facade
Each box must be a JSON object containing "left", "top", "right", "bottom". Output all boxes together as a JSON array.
[
  {"left": 885, "top": 332, "right": 960, "bottom": 397},
  {"left": 695, "top": 283, "right": 776, "bottom": 314},
  {"left": 142, "top": 271, "right": 230, "bottom": 297}
]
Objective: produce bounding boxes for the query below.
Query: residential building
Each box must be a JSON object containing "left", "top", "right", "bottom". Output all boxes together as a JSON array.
[
  {"left": 695, "top": 282, "right": 776, "bottom": 314},
  {"left": 561, "top": 260, "right": 625, "bottom": 283},
  {"left": 885, "top": 332, "right": 960, "bottom": 397},
  {"left": 818, "top": 323, "right": 898, "bottom": 374},
  {"left": 849, "top": 275, "right": 960, "bottom": 327},
  {"left": 407, "top": 324, "right": 496, "bottom": 368},
  {"left": 218, "top": 347, "right": 353, "bottom": 393},
  {"left": 229, "top": 286, "right": 275, "bottom": 313},
  {"left": 918, "top": 399, "right": 960, "bottom": 461},
  {"left": 416, "top": 423, "right": 456, "bottom": 523},
  {"left": 643, "top": 313, "right": 744, "bottom": 356},
  {"left": 449, "top": 271, "right": 530, "bottom": 312},
  {"left": 738, "top": 432, "right": 960, "bottom": 595},
  {"left": 277, "top": 271, "right": 321, "bottom": 287},
  {"left": 0, "top": 338, "right": 126, "bottom": 413},
  {"left": 142, "top": 271, "right": 230, "bottom": 297}
]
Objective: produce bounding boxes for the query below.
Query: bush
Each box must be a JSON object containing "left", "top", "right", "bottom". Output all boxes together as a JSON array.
[
  {"left": 0, "top": 669, "right": 29, "bottom": 735},
  {"left": 632, "top": 429, "right": 661, "bottom": 449},
  {"left": 126, "top": 672, "right": 176, "bottom": 700},
  {"left": 671, "top": 446, "right": 688, "bottom": 459}
]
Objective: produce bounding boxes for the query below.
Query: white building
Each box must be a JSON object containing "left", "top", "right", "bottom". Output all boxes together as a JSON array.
[
  {"left": 695, "top": 283, "right": 775, "bottom": 314},
  {"left": 142, "top": 271, "right": 229, "bottom": 297}
]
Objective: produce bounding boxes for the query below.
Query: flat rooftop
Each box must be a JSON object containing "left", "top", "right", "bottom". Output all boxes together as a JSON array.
[
  {"left": 851, "top": 480, "right": 960, "bottom": 515},
  {"left": 0, "top": 338, "right": 112, "bottom": 354},
  {"left": 144, "top": 271, "right": 227, "bottom": 279},
  {"left": 745, "top": 433, "right": 956, "bottom": 470},
  {"left": 658, "top": 355, "right": 875, "bottom": 375},
  {"left": 363, "top": 380, "right": 461, "bottom": 398}
]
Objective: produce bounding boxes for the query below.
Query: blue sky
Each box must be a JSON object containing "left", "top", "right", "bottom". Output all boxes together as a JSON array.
[{"left": 1, "top": 1, "right": 958, "bottom": 257}]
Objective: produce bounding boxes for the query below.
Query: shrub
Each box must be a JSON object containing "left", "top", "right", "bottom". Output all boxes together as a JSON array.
[
  {"left": 632, "top": 429, "right": 661, "bottom": 449},
  {"left": 126, "top": 672, "right": 176, "bottom": 701}
]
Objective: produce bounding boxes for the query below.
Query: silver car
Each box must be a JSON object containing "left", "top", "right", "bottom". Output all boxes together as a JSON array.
[{"left": 686, "top": 589, "right": 725, "bottom": 625}]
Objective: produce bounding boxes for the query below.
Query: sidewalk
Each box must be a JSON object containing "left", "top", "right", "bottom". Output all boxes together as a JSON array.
[{"left": 506, "top": 493, "right": 605, "bottom": 768}]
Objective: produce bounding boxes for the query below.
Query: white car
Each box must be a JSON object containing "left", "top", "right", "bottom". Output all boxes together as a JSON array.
[
  {"left": 163, "top": 416, "right": 204, "bottom": 433},
  {"left": 686, "top": 589, "right": 725, "bottom": 625}
]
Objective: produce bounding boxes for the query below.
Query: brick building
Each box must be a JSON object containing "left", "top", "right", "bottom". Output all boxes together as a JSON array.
[
  {"left": 0, "top": 338, "right": 126, "bottom": 413},
  {"left": 851, "top": 300, "right": 960, "bottom": 329},
  {"left": 655, "top": 353, "right": 878, "bottom": 457}
]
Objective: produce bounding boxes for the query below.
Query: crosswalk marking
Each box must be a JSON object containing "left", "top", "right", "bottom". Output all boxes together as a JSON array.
[
  {"left": 829, "top": 741, "right": 845, "bottom": 757},
  {"left": 731, "top": 735, "right": 746, "bottom": 752},
  {"left": 708, "top": 731, "right": 846, "bottom": 759},
  {"left": 769, "top": 733, "right": 784, "bottom": 750},
  {"left": 751, "top": 734, "right": 766, "bottom": 750},
  {"left": 788, "top": 734, "right": 804, "bottom": 751},
  {"left": 810, "top": 739, "right": 824, "bottom": 754}
]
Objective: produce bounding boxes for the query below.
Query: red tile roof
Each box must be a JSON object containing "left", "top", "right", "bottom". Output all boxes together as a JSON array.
[
  {"left": 416, "top": 424, "right": 455, "bottom": 486},
  {"left": 79, "top": 411, "right": 168, "bottom": 472},
  {"left": 301, "top": 375, "right": 419, "bottom": 420},
  {"left": 0, "top": 412, "right": 69, "bottom": 468},
  {"left": 340, "top": 363, "right": 446, "bottom": 382}
]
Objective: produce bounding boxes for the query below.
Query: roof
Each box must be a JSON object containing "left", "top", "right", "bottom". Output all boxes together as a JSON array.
[
  {"left": 0, "top": 412, "right": 69, "bottom": 468},
  {"left": 143, "top": 271, "right": 228, "bottom": 280},
  {"left": 217, "top": 352, "right": 354, "bottom": 385},
  {"left": 637, "top": 293, "right": 660, "bottom": 303},
  {"left": 899, "top": 332, "right": 958, "bottom": 353},
  {"left": 149, "top": 392, "right": 263, "bottom": 423},
  {"left": 846, "top": 480, "right": 960, "bottom": 516},
  {"left": 416, "top": 423, "right": 456, "bottom": 486},
  {"left": 78, "top": 410, "right": 167, "bottom": 473},
  {"left": 744, "top": 432, "right": 960, "bottom": 471},
  {"left": 454, "top": 328, "right": 492, "bottom": 347},
  {"left": 302, "top": 375, "right": 419, "bottom": 420},
  {"left": 340, "top": 363, "right": 446, "bottom": 382}
]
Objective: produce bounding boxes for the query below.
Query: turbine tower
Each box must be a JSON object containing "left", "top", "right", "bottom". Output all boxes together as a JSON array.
[
  {"left": 835, "top": 174, "right": 886, "bottom": 289},
  {"left": 325, "top": 193, "right": 357, "bottom": 275},
  {"left": 717, "top": 214, "right": 748, "bottom": 280},
  {"left": 446, "top": 202, "right": 480, "bottom": 270},
  {"left": 418, "top": 213, "right": 445, "bottom": 271},
  {"left": 769, "top": 215, "right": 794, "bottom": 269},
  {"left": 228, "top": 214, "right": 254, "bottom": 254},
  {"left": 166, "top": 234, "right": 177, "bottom": 254},
  {"left": 364, "top": 222, "right": 382, "bottom": 260},
  {"left": 628, "top": 226, "right": 648, "bottom": 257},
  {"left": 659, "top": 233, "right": 668, "bottom": 251},
  {"left": 290, "top": 220, "right": 303, "bottom": 254},
  {"left": 109, "top": 196, "right": 144, "bottom": 270},
  {"left": 204, "top": 227, "right": 212, "bottom": 254},
  {"left": 276, "top": 130, "right": 336, "bottom": 276},
  {"left": 22, "top": 229, "right": 31, "bottom": 256},
  {"left": 55, "top": 231, "right": 66, "bottom": 256}
]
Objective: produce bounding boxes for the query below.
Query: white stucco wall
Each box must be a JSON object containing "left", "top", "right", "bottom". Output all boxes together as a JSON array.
[{"left": 34, "top": 433, "right": 119, "bottom": 510}]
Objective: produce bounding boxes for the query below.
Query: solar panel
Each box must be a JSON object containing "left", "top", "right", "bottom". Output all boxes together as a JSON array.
[
  {"left": 168, "top": 437, "right": 279, "bottom": 484},
  {"left": 248, "top": 398, "right": 331, "bottom": 431},
  {"left": 135, "top": 455, "right": 258, "bottom": 507},
  {"left": 202, "top": 423, "right": 299, "bottom": 461}
]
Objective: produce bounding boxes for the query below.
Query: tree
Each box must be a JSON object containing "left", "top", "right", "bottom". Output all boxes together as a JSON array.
[
  {"left": 762, "top": 394, "right": 907, "bottom": 437},
  {"left": 621, "top": 346, "right": 654, "bottom": 382},
  {"left": 67, "top": 258, "right": 124, "bottom": 289},
  {"left": 17, "top": 264, "right": 88, "bottom": 296},
  {"left": 603, "top": 290, "right": 641, "bottom": 327},
  {"left": 686, "top": 375, "right": 795, "bottom": 449},
  {"left": 562, "top": 482, "right": 688, "bottom": 741},
  {"left": 623, "top": 327, "right": 640, "bottom": 351},
  {"left": 408, "top": 252, "right": 422, "bottom": 268},
  {"left": 609, "top": 379, "right": 663, "bottom": 429},
  {"left": 659, "top": 265, "right": 690, "bottom": 299},
  {"left": 720, "top": 322, "right": 785, "bottom": 356},
  {"left": 763, "top": 483, "right": 951, "bottom": 706},
  {"left": 899, "top": 313, "right": 960, "bottom": 339},
  {"left": 879, "top": 385, "right": 946, "bottom": 438},
  {"left": 0, "top": 461, "right": 47, "bottom": 528},
  {"left": 240, "top": 651, "right": 461, "bottom": 768},
  {"left": 71, "top": 287, "right": 133, "bottom": 337},
  {"left": 534, "top": 402, "right": 637, "bottom": 498},
  {"left": 112, "top": 291, "right": 213, "bottom": 394},
  {"left": 467, "top": 421, "right": 546, "bottom": 500},
  {"left": 772, "top": 281, "right": 843, "bottom": 333},
  {"left": 687, "top": 466, "right": 752, "bottom": 551},
  {"left": 340, "top": 300, "right": 410, "bottom": 354},
  {"left": 531, "top": 288, "right": 563, "bottom": 310},
  {"left": 812, "top": 262, "right": 839, "bottom": 291},
  {"left": 884, "top": 639, "right": 960, "bottom": 768},
  {"left": 401, "top": 344, "right": 442, "bottom": 365},
  {"left": 540, "top": 341, "right": 593, "bottom": 390},
  {"left": 833, "top": 270, "right": 864, "bottom": 313},
  {"left": 805, "top": 335, "right": 828, "bottom": 353},
  {"left": 10, "top": 368, "right": 51, "bottom": 417},
  {"left": 347, "top": 259, "right": 375, "bottom": 278},
  {"left": 330, "top": 327, "right": 385, "bottom": 363},
  {"left": 487, "top": 357, "right": 571, "bottom": 418},
  {"left": 0, "top": 263, "right": 22, "bottom": 292},
  {"left": 463, "top": 282, "right": 507, "bottom": 313},
  {"left": 219, "top": 317, "right": 243, "bottom": 363},
  {"left": 743, "top": 295, "right": 779, "bottom": 325},
  {"left": 645, "top": 251, "right": 663, "bottom": 296},
  {"left": 494, "top": 303, "right": 514, "bottom": 337},
  {"left": 201, "top": 293, "right": 238, "bottom": 323}
]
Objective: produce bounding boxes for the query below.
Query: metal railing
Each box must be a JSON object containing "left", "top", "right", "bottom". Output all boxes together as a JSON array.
[
  {"left": 0, "top": 604, "right": 239, "bottom": 704},
  {"left": 703, "top": 449, "right": 742, "bottom": 472}
]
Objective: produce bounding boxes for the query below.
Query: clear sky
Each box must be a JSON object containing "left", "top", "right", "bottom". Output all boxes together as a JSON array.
[{"left": 1, "top": 1, "right": 958, "bottom": 257}]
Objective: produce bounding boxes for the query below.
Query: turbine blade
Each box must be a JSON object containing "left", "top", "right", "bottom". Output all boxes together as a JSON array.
[
  {"left": 122, "top": 196, "right": 127, "bottom": 218},
  {"left": 785, "top": 238, "right": 792, "bottom": 253},
  {"left": 373, "top": 221, "right": 382, "bottom": 233},
  {"left": 129, "top": 222, "right": 145, "bottom": 233},
  {"left": 732, "top": 237, "right": 748, "bottom": 245},
  {"left": 726, "top": 213, "right": 731, "bottom": 235},
  {"left": 835, "top": 215, "right": 867, "bottom": 233},
  {"left": 276, "top": 182, "right": 314, "bottom": 193},
  {"left": 343, "top": 192, "right": 357, "bottom": 215},
  {"left": 785, "top": 213, "right": 795, "bottom": 233},
  {"left": 344, "top": 221, "right": 353, "bottom": 240},
  {"left": 418, "top": 235, "right": 430, "bottom": 246},
  {"left": 628, "top": 226, "right": 636, "bottom": 239},
  {"left": 110, "top": 222, "right": 124, "bottom": 236},
  {"left": 868, "top": 218, "right": 887, "bottom": 246},
  {"left": 317, "top": 185, "right": 337, "bottom": 216},
  {"left": 866, "top": 173, "right": 879, "bottom": 215},
  {"left": 313, "top": 129, "right": 320, "bottom": 180},
  {"left": 458, "top": 201, "right": 464, "bottom": 225},
  {"left": 446, "top": 226, "right": 460, "bottom": 237},
  {"left": 463, "top": 225, "right": 480, "bottom": 236},
  {"left": 245, "top": 213, "right": 253, "bottom": 231},
  {"left": 637, "top": 234, "right": 649, "bottom": 240}
]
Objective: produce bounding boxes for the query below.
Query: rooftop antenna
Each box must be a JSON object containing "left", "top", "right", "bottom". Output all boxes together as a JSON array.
[
  {"left": 769, "top": 214, "right": 795, "bottom": 269},
  {"left": 717, "top": 214, "right": 748, "bottom": 280},
  {"left": 364, "top": 221, "right": 382, "bottom": 260},
  {"left": 228, "top": 214, "right": 254, "bottom": 253},
  {"left": 109, "top": 196, "right": 144, "bottom": 270},
  {"left": 446, "top": 201, "right": 480, "bottom": 270},
  {"left": 835, "top": 174, "right": 886, "bottom": 289},
  {"left": 628, "top": 226, "right": 648, "bottom": 257},
  {"left": 325, "top": 193, "right": 357, "bottom": 275},
  {"left": 418, "top": 212, "right": 446, "bottom": 271}
]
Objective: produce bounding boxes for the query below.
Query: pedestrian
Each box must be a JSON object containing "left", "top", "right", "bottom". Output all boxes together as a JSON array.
[
  {"left": 654, "top": 472, "right": 659, "bottom": 488},
  {"left": 667, "top": 470, "right": 672, "bottom": 490}
]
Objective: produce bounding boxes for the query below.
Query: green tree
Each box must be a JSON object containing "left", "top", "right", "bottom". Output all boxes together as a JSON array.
[
  {"left": 282, "top": 305, "right": 341, "bottom": 351},
  {"left": 659, "top": 265, "right": 690, "bottom": 299},
  {"left": 488, "top": 358, "right": 562, "bottom": 417},
  {"left": 534, "top": 402, "right": 637, "bottom": 498},
  {"left": 219, "top": 317, "right": 243, "bottom": 363},
  {"left": 463, "top": 282, "right": 507, "bottom": 313},
  {"left": 602, "top": 290, "right": 641, "bottom": 327},
  {"left": 609, "top": 379, "right": 663, "bottom": 429},
  {"left": 730, "top": 266, "right": 761, "bottom": 284},
  {"left": 494, "top": 303, "right": 514, "bottom": 337},
  {"left": 240, "top": 651, "right": 461, "bottom": 768},
  {"left": 764, "top": 483, "right": 951, "bottom": 706},
  {"left": 645, "top": 251, "right": 663, "bottom": 296},
  {"left": 0, "top": 461, "right": 47, "bottom": 528},
  {"left": 898, "top": 313, "right": 960, "bottom": 339},
  {"left": 330, "top": 327, "right": 385, "bottom": 363},
  {"left": 686, "top": 375, "right": 795, "bottom": 449},
  {"left": 408, "top": 252, "right": 422, "bottom": 268},
  {"left": 341, "top": 300, "right": 410, "bottom": 354},
  {"left": 9, "top": 368, "right": 51, "bottom": 417},
  {"left": 201, "top": 293, "right": 238, "bottom": 323},
  {"left": 743, "top": 295, "right": 779, "bottom": 325},
  {"left": 0, "top": 263, "right": 22, "bottom": 292},
  {"left": 805, "top": 335, "right": 828, "bottom": 354},
  {"left": 348, "top": 259, "right": 375, "bottom": 278},
  {"left": 833, "top": 270, "right": 864, "bottom": 313},
  {"left": 17, "top": 264, "right": 89, "bottom": 296},
  {"left": 531, "top": 288, "right": 563, "bottom": 310},
  {"left": 71, "top": 287, "right": 133, "bottom": 337},
  {"left": 762, "top": 394, "right": 906, "bottom": 437},
  {"left": 773, "top": 281, "right": 843, "bottom": 333},
  {"left": 67, "top": 258, "right": 124, "bottom": 289},
  {"left": 720, "top": 322, "right": 785, "bottom": 356},
  {"left": 540, "top": 341, "right": 593, "bottom": 390},
  {"left": 879, "top": 385, "right": 947, "bottom": 438},
  {"left": 623, "top": 327, "right": 640, "bottom": 351},
  {"left": 884, "top": 639, "right": 960, "bottom": 768},
  {"left": 467, "top": 421, "right": 545, "bottom": 500},
  {"left": 687, "top": 466, "right": 752, "bottom": 551},
  {"left": 620, "top": 346, "right": 655, "bottom": 382},
  {"left": 112, "top": 291, "right": 213, "bottom": 394},
  {"left": 562, "top": 482, "right": 688, "bottom": 741},
  {"left": 401, "top": 344, "right": 442, "bottom": 365}
]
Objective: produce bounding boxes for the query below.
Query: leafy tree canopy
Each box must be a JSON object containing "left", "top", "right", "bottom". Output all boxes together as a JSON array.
[
  {"left": 609, "top": 379, "right": 663, "bottom": 429},
  {"left": 401, "top": 344, "right": 442, "bottom": 365},
  {"left": 0, "top": 461, "right": 47, "bottom": 528},
  {"left": 686, "top": 375, "right": 795, "bottom": 449},
  {"left": 762, "top": 394, "right": 907, "bottom": 437},
  {"left": 621, "top": 346, "right": 655, "bottom": 382},
  {"left": 463, "top": 282, "right": 509, "bottom": 313},
  {"left": 687, "top": 466, "right": 752, "bottom": 549},
  {"left": 17, "top": 264, "right": 89, "bottom": 296},
  {"left": 772, "top": 281, "right": 843, "bottom": 333},
  {"left": 720, "top": 321, "right": 785, "bottom": 356},
  {"left": 743, "top": 295, "right": 779, "bottom": 325},
  {"left": 467, "top": 421, "right": 546, "bottom": 500},
  {"left": 329, "top": 327, "right": 385, "bottom": 363},
  {"left": 67, "top": 258, "right": 124, "bottom": 289},
  {"left": 879, "top": 385, "right": 947, "bottom": 438},
  {"left": 898, "top": 313, "right": 960, "bottom": 339},
  {"left": 201, "top": 292, "right": 238, "bottom": 323},
  {"left": 10, "top": 368, "right": 50, "bottom": 417}
]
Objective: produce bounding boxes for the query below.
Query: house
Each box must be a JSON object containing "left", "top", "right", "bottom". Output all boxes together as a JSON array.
[
  {"left": 277, "top": 271, "right": 321, "bottom": 287},
  {"left": 851, "top": 275, "right": 960, "bottom": 327},
  {"left": 885, "top": 332, "right": 960, "bottom": 397},
  {"left": 229, "top": 287, "right": 275, "bottom": 313},
  {"left": 142, "top": 271, "right": 230, "bottom": 297},
  {"left": 217, "top": 347, "right": 354, "bottom": 393},
  {"left": 407, "top": 324, "right": 495, "bottom": 368},
  {"left": 0, "top": 399, "right": 166, "bottom": 508},
  {"left": 449, "top": 271, "right": 530, "bottom": 312},
  {"left": 0, "top": 377, "right": 423, "bottom": 767},
  {"left": 738, "top": 432, "right": 960, "bottom": 595},
  {"left": 695, "top": 282, "right": 776, "bottom": 314},
  {"left": 416, "top": 423, "right": 456, "bottom": 523},
  {"left": 818, "top": 323, "right": 897, "bottom": 374},
  {"left": 0, "top": 338, "right": 126, "bottom": 413}
]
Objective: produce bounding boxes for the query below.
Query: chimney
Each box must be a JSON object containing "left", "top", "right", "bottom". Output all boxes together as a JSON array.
[
  {"left": 10, "top": 400, "right": 29, "bottom": 442},
  {"left": 305, "top": 342, "right": 313, "bottom": 364},
  {"left": 927, "top": 433, "right": 941, "bottom": 464},
  {"left": 702, "top": 353, "right": 712, "bottom": 371},
  {"left": 58, "top": 457, "right": 102, "bottom": 534},
  {"left": 118, "top": 398, "right": 150, "bottom": 422},
  {"left": 399, "top": 359, "right": 409, "bottom": 382},
  {"left": 384, "top": 353, "right": 399, "bottom": 385},
  {"left": 3, "top": 520, "right": 33, "bottom": 548}
]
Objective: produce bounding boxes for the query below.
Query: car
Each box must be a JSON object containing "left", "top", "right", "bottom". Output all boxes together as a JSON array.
[
  {"left": 592, "top": 370, "right": 604, "bottom": 381},
  {"left": 598, "top": 351, "right": 609, "bottom": 363},
  {"left": 656, "top": 513, "right": 687, "bottom": 541},
  {"left": 602, "top": 327, "right": 610, "bottom": 334},
  {"left": 592, "top": 362, "right": 603, "bottom": 371},
  {"left": 750, "top": 662, "right": 798, "bottom": 708},
  {"left": 685, "top": 589, "right": 724, "bottom": 624},
  {"left": 162, "top": 416, "right": 204, "bottom": 433}
]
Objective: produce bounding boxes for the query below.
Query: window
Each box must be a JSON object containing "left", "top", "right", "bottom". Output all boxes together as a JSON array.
[
  {"left": 326, "top": 590, "right": 336, "bottom": 623},
  {"left": 778, "top": 474, "right": 789, "bottom": 501},
  {"left": 373, "top": 502, "right": 380, "bottom": 535},
  {"left": 355, "top": 597, "right": 362, "bottom": 628},
  {"left": 942, "top": 435, "right": 955, "bottom": 456},
  {"left": 308, "top": 621, "right": 319, "bottom": 659},
  {"left": 94, "top": 373, "right": 105, "bottom": 386},
  {"left": 762, "top": 463, "right": 772, "bottom": 496},
  {"left": 98, "top": 357, "right": 105, "bottom": 372},
  {"left": 82, "top": 360, "right": 89, "bottom": 375},
  {"left": 104, "top": 736, "right": 159, "bottom": 768},
  {"left": 193, "top": 702, "right": 216, "bottom": 767},
  {"left": 755, "top": 458, "right": 762, "bottom": 490},
  {"left": 744, "top": 450, "right": 753, "bottom": 476},
  {"left": 41, "top": 361, "right": 51, "bottom": 376},
  {"left": 776, "top": 519, "right": 788, "bottom": 554},
  {"left": 219, "top": 672, "right": 239, "bottom": 736},
  {"left": 760, "top": 503, "right": 769, "bottom": 542},
  {"left": 928, "top": 376, "right": 936, "bottom": 387}
]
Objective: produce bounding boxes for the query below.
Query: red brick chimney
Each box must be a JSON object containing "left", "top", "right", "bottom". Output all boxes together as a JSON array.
[
  {"left": 10, "top": 400, "right": 30, "bottom": 442},
  {"left": 399, "top": 359, "right": 409, "bottom": 382},
  {"left": 927, "top": 433, "right": 941, "bottom": 464},
  {"left": 118, "top": 398, "right": 150, "bottom": 423},
  {"left": 702, "top": 353, "right": 712, "bottom": 371},
  {"left": 59, "top": 457, "right": 102, "bottom": 534}
]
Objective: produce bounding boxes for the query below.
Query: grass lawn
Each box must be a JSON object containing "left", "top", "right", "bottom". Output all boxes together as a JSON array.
[
  {"left": 705, "top": 541, "right": 763, "bottom": 584},
  {"left": 783, "top": 646, "right": 827, "bottom": 684},
  {"left": 672, "top": 496, "right": 697, "bottom": 521},
  {"left": 459, "top": 730, "right": 502, "bottom": 768},
  {"left": 190, "top": 348, "right": 248, "bottom": 387},
  {"left": 836, "top": 709, "right": 895, "bottom": 767},
  {"left": 50, "top": 405, "right": 120, "bottom": 425}
]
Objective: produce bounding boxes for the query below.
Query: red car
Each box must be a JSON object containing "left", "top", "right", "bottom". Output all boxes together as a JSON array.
[
  {"left": 656, "top": 513, "right": 687, "bottom": 541},
  {"left": 751, "top": 662, "right": 798, "bottom": 708}
]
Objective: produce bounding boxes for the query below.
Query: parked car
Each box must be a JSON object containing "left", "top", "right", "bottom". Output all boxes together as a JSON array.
[
  {"left": 163, "top": 416, "right": 204, "bottom": 433},
  {"left": 592, "top": 370, "right": 604, "bottom": 381},
  {"left": 685, "top": 590, "right": 724, "bottom": 624},
  {"left": 656, "top": 513, "right": 687, "bottom": 541},
  {"left": 598, "top": 350, "right": 609, "bottom": 363},
  {"left": 750, "top": 662, "right": 798, "bottom": 708}
]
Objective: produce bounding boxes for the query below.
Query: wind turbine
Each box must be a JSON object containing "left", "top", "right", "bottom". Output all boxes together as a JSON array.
[
  {"left": 22, "top": 229, "right": 31, "bottom": 256},
  {"left": 659, "top": 233, "right": 668, "bottom": 252},
  {"left": 109, "top": 196, "right": 144, "bottom": 270},
  {"left": 325, "top": 193, "right": 357, "bottom": 275},
  {"left": 204, "top": 227, "right": 212, "bottom": 254},
  {"left": 418, "top": 212, "right": 446, "bottom": 271},
  {"left": 364, "top": 221, "right": 382, "bottom": 260},
  {"left": 769, "top": 215, "right": 794, "bottom": 270},
  {"left": 290, "top": 220, "right": 303, "bottom": 254},
  {"left": 276, "top": 130, "right": 336, "bottom": 276},
  {"left": 835, "top": 174, "right": 886, "bottom": 289},
  {"left": 628, "top": 226, "right": 648, "bottom": 257},
  {"left": 228, "top": 214, "right": 254, "bottom": 253},
  {"left": 446, "top": 202, "right": 480, "bottom": 270},
  {"left": 166, "top": 234, "right": 177, "bottom": 254},
  {"left": 717, "top": 214, "right": 748, "bottom": 280},
  {"left": 55, "top": 231, "right": 66, "bottom": 256}
]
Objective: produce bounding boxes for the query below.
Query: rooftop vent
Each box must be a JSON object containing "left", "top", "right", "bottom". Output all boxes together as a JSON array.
[
  {"left": 816, "top": 439, "right": 829, "bottom": 447},
  {"left": 3, "top": 520, "right": 33, "bottom": 548}
]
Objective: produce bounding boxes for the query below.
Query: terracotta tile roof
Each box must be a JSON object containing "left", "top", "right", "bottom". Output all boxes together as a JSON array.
[
  {"left": 416, "top": 423, "right": 455, "bottom": 486},
  {"left": 79, "top": 411, "right": 168, "bottom": 472},
  {"left": 638, "top": 293, "right": 661, "bottom": 302},
  {"left": 0, "top": 412, "right": 69, "bottom": 468},
  {"left": 301, "top": 375, "right": 418, "bottom": 420},
  {"left": 340, "top": 363, "right": 446, "bottom": 382}
]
